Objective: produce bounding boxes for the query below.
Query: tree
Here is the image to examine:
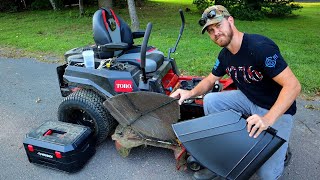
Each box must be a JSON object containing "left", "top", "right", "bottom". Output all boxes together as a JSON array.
[
  {"left": 127, "top": 0, "right": 140, "bottom": 31},
  {"left": 79, "top": 0, "right": 84, "bottom": 16},
  {"left": 21, "top": 0, "right": 27, "bottom": 9},
  {"left": 98, "top": 0, "right": 112, "bottom": 8},
  {"left": 49, "top": 0, "right": 58, "bottom": 11}
]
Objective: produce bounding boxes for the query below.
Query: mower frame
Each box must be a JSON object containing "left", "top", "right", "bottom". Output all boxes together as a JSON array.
[{"left": 56, "top": 9, "right": 235, "bottom": 170}]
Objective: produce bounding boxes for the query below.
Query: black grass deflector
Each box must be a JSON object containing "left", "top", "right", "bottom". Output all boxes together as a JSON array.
[{"left": 172, "top": 110, "right": 285, "bottom": 180}]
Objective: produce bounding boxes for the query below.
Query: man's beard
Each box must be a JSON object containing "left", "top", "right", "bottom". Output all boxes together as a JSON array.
[{"left": 214, "top": 23, "right": 233, "bottom": 47}]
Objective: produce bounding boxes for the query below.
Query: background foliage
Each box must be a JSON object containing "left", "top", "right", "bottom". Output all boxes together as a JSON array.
[
  {"left": 0, "top": 0, "right": 146, "bottom": 12},
  {"left": 193, "top": 0, "right": 303, "bottom": 20},
  {"left": 0, "top": 0, "right": 319, "bottom": 96}
]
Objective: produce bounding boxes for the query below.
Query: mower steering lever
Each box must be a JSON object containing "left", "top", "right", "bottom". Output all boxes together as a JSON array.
[{"left": 168, "top": 9, "right": 185, "bottom": 59}]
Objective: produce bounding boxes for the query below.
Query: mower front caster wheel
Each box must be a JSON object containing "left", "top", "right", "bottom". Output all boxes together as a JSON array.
[{"left": 187, "top": 155, "right": 203, "bottom": 172}]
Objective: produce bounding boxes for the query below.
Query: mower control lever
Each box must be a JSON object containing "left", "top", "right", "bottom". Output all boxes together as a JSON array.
[
  {"left": 140, "top": 22, "right": 153, "bottom": 84},
  {"left": 168, "top": 9, "right": 185, "bottom": 59}
]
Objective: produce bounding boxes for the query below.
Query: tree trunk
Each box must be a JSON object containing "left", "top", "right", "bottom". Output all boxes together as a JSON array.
[
  {"left": 22, "top": 0, "right": 27, "bottom": 9},
  {"left": 79, "top": 0, "right": 84, "bottom": 16},
  {"left": 49, "top": 0, "right": 58, "bottom": 11},
  {"left": 98, "top": 0, "right": 113, "bottom": 8},
  {"left": 127, "top": 0, "right": 140, "bottom": 32}
]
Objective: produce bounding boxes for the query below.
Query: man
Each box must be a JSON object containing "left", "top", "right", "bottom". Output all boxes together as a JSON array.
[{"left": 170, "top": 5, "right": 301, "bottom": 180}]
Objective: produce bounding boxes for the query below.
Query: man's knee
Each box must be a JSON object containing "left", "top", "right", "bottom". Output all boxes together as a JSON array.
[
  {"left": 256, "top": 143, "right": 288, "bottom": 180},
  {"left": 203, "top": 90, "right": 247, "bottom": 115},
  {"left": 203, "top": 92, "right": 224, "bottom": 115},
  {"left": 204, "top": 92, "right": 220, "bottom": 105}
]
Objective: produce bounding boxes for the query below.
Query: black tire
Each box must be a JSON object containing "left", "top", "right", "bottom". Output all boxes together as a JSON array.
[
  {"left": 58, "top": 89, "right": 117, "bottom": 145},
  {"left": 187, "top": 155, "right": 203, "bottom": 172}
]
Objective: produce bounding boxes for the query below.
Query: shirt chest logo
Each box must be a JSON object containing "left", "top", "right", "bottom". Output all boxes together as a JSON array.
[{"left": 226, "top": 66, "right": 263, "bottom": 84}]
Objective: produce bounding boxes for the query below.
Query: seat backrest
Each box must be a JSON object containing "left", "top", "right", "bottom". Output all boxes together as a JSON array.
[
  {"left": 93, "top": 8, "right": 134, "bottom": 58},
  {"left": 92, "top": 8, "right": 165, "bottom": 73}
]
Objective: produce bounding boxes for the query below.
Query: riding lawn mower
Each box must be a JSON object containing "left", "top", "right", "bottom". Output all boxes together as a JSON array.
[{"left": 54, "top": 8, "right": 289, "bottom": 179}]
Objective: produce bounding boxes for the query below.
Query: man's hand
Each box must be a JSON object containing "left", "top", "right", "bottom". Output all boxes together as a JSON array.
[
  {"left": 170, "top": 89, "right": 193, "bottom": 105},
  {"left": 246, "top": 114, "right": 273, "bottom": 138},
  {"left": 169, "top": 73, "right": 221, "bottom": 105}
]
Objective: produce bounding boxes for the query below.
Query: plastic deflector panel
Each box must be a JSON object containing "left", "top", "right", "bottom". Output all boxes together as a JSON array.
[{"left": 172, "top": 110, "right": 285, "bottom": 180}]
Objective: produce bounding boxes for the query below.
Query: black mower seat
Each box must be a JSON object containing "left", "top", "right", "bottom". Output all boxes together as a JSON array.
[
  {"left": 117, "top": 47, "right": 164, "bottom": 73},
  {"left": 93, "top": 8, "right": 134, "bottom": 59},
  {"left": 93, "top": 8, "right": 165, "bottom": 73}
]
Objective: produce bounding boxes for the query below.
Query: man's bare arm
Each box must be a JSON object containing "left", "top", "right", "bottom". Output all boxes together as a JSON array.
[
  {"left": 247, "top": 66, "right": 301, "bottom": 138},
  {"left": 190, "top": 73, "right": 222, "bottom": 97},
  {"left": 264, "top": 66, "right": 301, "bottom": 124},
  {"left": 170, "top": 73, "right": 222, "bottom": 104}
]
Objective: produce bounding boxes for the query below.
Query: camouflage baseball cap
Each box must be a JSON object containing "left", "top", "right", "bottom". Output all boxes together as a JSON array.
[{"left": 200, "top": 5, "right": 230, "bottom": 34}]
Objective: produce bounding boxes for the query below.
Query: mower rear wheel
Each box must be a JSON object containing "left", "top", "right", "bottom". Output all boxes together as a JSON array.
[{"left": 58, "top": 89, "right": 117, "bottom": 145}]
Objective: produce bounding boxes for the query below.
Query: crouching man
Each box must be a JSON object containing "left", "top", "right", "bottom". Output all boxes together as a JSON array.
[{"left": 170, "top": 5, "right": 301, "bottom": 180}]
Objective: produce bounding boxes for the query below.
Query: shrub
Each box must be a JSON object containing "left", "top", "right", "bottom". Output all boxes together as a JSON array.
[
  {"left": 262, "top": 0, "right": 303, "bottom": 17},
  {"left": 0, "top": 0, "right": 20, "bottom": 12},
  {"left": 31, "top": 0, "right": 52, "bottom": 10},
  {"left": 192, "top": 0, "right": 303, "bottom": 20},
  {"left": 229, "top": 5, "right": 265, "bottom": 21},
  {"left": 192, "top": 0, "right": 214, "bottom": 12}
]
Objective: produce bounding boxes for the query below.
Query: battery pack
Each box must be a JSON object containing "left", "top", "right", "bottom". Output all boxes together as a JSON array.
[{"left": 23, "top": 121, "right": 95, "bottom": 173}]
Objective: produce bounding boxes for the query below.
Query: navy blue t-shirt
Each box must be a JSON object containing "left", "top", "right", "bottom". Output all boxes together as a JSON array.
[{"left": 212, "top": 33, "right": 296, "bottom": 115}]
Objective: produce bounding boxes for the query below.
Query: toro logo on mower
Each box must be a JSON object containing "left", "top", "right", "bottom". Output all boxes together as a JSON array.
[{"left": 114, "top": 80, "right": 133, "bottom": 92}]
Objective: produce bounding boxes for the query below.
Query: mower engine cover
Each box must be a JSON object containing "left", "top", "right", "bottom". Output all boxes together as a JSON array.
[{"left": 172, "top": 110, "right": 285, "bottom": 180}]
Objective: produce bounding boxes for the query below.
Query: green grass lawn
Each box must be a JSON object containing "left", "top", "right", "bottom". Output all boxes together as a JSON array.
[{"left": 0, "top": 0, "right": 319, "bottom": 96}]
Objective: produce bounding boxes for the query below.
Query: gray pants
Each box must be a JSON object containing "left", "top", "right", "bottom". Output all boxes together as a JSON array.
[{"left": 203, "top": 90, "right": 293, "bottom": 180}]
